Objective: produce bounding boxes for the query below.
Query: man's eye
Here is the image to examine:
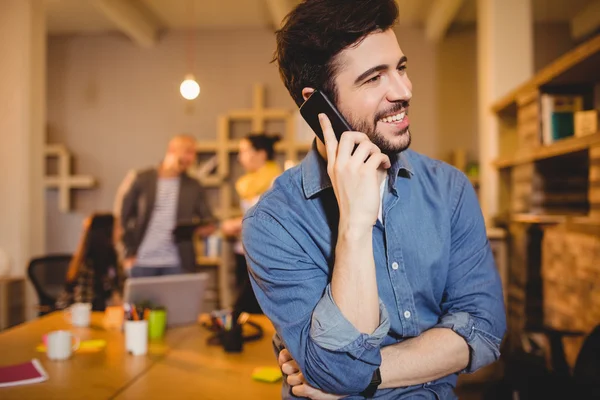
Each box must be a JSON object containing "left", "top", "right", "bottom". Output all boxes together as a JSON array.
[
  {"left": 366, "top": 75, "right": 380, "bottom": 84},
  {"left": 398, "top": 65, "right": 407, "bottom": 72}
]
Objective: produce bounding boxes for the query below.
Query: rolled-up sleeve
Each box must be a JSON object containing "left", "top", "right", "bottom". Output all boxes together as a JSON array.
[
  {"left": 243, "top": 211, "right": 385, "bottom": 395},
  {"left": 311, "top": 284, "right": 390, "bottom": 357},
  {"left": 435, "top": 174, "right": 507, "bottom": 373}
]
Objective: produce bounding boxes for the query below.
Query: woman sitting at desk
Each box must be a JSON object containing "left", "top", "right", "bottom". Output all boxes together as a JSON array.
[
  {"left": 56, "top": 213, "right": 124, "bottom": 311},
  {"left": 221, "top": 133, "right": 282, "bottom": 313}
]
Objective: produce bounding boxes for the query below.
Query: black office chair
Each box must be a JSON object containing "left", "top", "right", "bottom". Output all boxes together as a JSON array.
[{"left": 27, "top": 254, "right": 72, "bottom": 316}]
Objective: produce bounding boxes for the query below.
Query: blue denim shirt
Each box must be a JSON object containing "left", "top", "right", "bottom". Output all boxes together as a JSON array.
[{"left": 242, "top": 144, "right": 506, "bottom": 399}]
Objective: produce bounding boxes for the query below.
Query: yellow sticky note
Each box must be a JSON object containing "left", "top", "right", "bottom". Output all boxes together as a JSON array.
[
  {"left": 79, "top": 339, "right": 107, "bottom": 351},
  {"left": 252, "top": 366, "right": 282, "bottom": 383},
  {"left": 36, "top": 339, "right": 107, "bottom": 353}
]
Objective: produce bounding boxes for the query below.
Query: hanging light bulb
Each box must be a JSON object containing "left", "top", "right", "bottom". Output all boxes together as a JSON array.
[{"left": 180, "top": 74, "right": 200, "bottom": 100}]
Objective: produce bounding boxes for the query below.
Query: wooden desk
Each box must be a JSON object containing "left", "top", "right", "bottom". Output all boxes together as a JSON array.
[
  {"left": 0, "top": 312, "right": 280, "bottom": 399},
  {"left": 115, "top": 319, "right": 281, "bottom": 399}
]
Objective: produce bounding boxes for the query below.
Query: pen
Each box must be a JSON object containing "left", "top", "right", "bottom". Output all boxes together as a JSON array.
[{"left": 131, "top": 306, "right": 139, "bottom": 321}]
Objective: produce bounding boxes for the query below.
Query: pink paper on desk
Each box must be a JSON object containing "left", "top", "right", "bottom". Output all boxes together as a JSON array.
[{"left": 0, "top": 359, "right": 48, "bottom": 388}]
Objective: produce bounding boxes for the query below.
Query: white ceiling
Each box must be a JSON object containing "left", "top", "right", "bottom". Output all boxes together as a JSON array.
[{"left": 45, "top": 0, "right": 596, "bottom": 35}]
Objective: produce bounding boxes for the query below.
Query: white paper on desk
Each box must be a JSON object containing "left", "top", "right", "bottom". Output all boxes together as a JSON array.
[{"left": 0, "top": 358, "right": 48, "bottom": 388}]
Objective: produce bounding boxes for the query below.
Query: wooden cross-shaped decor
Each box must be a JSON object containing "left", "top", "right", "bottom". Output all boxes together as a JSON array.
[
  {"left": 219, "top": 84, "right": 295, "bottom": 179},
  {"left": 45, "top": 144, "right": 96, "bottom": 212},
  {"left": 219, "top": 84, "right": 295, "bottom": 216},
  {"left": 195, "top": 84, "right": 298, "bottom": 206},
  {"left": 192, "top": 83, "right": 314, "bottom": 309}
]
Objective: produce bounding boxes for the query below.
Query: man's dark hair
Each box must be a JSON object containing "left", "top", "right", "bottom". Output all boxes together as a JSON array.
[{"left": 273, "top": 0, "right": 399, "bottom": 107}]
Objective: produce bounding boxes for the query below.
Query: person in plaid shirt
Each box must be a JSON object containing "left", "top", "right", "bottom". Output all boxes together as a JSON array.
[{"left": 56, "top": 213, "right": 124, "bottom": 312}]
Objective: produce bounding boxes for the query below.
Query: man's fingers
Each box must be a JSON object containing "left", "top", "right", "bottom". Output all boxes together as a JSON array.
[
  {"left": 365, "top": 152, "right": 392, "bottom": 171},
  {"left": 291, "top": 384, "right": 308, "bottom": 398},
  {"left": 286, "top": 371, "right": 305, "bottom": 386},
  {"left": 349, "top": 141, "right": 381, "bottom": 166},
  {"left": 282, "top": 360, "right": 300, "bottom": 375},
  {"left": 336, "top": 131, "right": 370, "bottom": 163},
  {"left": 278, "top": 349, "right": 293, "bottom": 367},
  {"left": 319, "top": 114, "right": 339, "bottom": 165}
]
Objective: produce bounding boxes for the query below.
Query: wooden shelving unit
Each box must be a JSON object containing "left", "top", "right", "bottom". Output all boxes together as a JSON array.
[
  {"left": 491, "top": 33, "right": 600, "bottom": 351},
  {"left": 492, "top": 34, "right": 600, "bottom": 116},
  {"left": 510, "top": 213, "right": 569, "bottom": 224},
  {"left": 493, "top": 33, "right": 600, "bottom": 223},
  {"left": 494, "top": 131, "right": 600, "bottom": 168},
  {"left": 194, "top": 84, "right": 312, "bottom": 309}
]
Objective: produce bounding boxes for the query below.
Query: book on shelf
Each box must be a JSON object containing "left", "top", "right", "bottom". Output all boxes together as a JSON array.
[
  {"left": 540, "top": 94, "right": 584, "bottom": 145},
  {"left": 574, "top": 110, "right": 599, "bottom": 138}
]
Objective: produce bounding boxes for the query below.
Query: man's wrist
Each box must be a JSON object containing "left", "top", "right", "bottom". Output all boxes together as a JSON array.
[{"left": 338, "top": 218, "right": 373, "bottom": 242}]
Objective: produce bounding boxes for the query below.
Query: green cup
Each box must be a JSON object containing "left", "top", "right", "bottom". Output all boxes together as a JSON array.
[{"left": 148, "top": 309, "right": 167, "bottom": 340}]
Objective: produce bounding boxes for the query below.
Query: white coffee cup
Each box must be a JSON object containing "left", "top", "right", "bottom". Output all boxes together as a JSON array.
[
  {"left": 47, "top": 330, "right": 80, "bottom": 361},
  {"left": 64, "top": 302, "right": 92, "bottom": 327},
  {"left": 124, "top": 320, "right": 148, "bottom": 356}
]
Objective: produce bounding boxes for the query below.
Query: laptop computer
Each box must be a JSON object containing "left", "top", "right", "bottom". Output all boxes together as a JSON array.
[{"left": 123, "top": 273, "right": 209, "bottom": 327}]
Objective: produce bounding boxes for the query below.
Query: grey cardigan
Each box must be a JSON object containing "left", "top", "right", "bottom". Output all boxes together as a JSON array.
[{"left": 119, "top": 168, "right": 214, "bottom": 272}]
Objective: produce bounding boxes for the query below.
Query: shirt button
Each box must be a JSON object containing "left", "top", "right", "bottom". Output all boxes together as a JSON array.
[
  {"left": 391, "top": 262, "right": 399, "bottom": 270},
  {"left": 404, "top": 310, "right": 411, "bottom": 319}
]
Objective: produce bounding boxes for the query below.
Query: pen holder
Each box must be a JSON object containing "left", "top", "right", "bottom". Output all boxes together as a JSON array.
[
  {"left": 221, "top": 322, "right": 243, "bottom": 353},
  {"left": 125, "top": 320, "right": 148, "bottom": 356}
]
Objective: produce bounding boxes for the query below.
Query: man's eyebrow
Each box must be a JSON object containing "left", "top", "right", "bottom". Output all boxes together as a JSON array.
[
  {"left": 354, "top": 65, "right": 388, "bottom": 85},
  {"left": 353, "top": 56, "right": 408, "bottom": 85}
]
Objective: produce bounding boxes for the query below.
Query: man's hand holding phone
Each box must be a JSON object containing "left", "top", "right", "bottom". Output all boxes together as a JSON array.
[{"left": 319, "top": 114, "right": 391, "bottom": 229}]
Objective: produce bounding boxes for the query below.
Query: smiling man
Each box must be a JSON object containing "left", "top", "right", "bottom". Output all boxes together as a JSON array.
[{"left": 242, "top": 1, "right": 506, "bottom": 399}]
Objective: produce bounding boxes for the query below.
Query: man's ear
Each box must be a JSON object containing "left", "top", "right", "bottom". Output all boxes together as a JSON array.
[{"left": 301, "top": 87, "right": 315, "bottom": 101}]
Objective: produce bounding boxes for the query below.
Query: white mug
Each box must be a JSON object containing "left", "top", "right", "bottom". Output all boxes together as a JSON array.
[
  {"left": 47, "top": 330, "right": 80, "bottom": 360},
  {"left": 124, "top": 320, "right": 148, "bottom": 356},
  {"left": 64, "top": 302, "right": 92, "bottom": 327}
]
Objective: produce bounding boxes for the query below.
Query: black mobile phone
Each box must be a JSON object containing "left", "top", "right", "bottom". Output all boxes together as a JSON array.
[{"left": 299, "top": 90, "right": 353, "bottom": 144}]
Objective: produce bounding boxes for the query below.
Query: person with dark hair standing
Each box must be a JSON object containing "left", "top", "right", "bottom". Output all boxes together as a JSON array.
[
  {"left": 242, "top": 0, "right": 506, "bottom": 399},
  {"left": 222, "top": 133, "right": 283, "bottom": 314},
  {"left": 56, "top": 213, "right": 124, "bottom": 312}
]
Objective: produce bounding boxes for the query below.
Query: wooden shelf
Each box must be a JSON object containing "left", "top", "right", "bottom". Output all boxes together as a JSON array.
[
  {"left": 486, "top": 227, "right": 507, "bottom": 239},
  {"left": 511, "top": 213, "right": 569, "bottom": 224},
  {"left": 196, "top": 141, "right": 219, "bottom": 152},
  {"left": 568, "top": 216, "right": 600, "bottom": 226},
  {"left": 491, "top": 34, "right": 600, "bottom": 115},
  {"left": 493, "top": 132, "right": 600, "bottom": 168},
  {"left": 199, "top": 139, "right": 313, "bottom": 154},
  {"left": 196, "top": 257, "right": 221, "bottom": 266}
]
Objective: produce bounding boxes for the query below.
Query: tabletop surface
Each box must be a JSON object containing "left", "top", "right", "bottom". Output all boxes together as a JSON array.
[{"left": 0, "top": 311, "right": 281, "bottom": 399}]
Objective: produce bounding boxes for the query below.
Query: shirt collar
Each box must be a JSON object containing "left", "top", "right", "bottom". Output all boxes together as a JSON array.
[{"left": 301, "top": 140, "right": 414, "bottom": 199}]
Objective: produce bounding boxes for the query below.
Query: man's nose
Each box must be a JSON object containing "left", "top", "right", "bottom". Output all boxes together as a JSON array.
[{"left": 387, "top": 73, "right": 412, "bottom": 102}]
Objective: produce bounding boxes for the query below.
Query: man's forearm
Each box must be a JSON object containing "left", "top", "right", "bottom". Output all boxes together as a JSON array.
[
  {"left": 331, "top": 221, "right": 379, "bottom": 334},
  {"left": 379, "top": 328, "right": 469, "bottom": 389}
]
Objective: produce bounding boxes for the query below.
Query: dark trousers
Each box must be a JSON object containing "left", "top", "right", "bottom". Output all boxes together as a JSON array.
[{"left": 234, "top": 254, "right": 263, "bottom": 314}]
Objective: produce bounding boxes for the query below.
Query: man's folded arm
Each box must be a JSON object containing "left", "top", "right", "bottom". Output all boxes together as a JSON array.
[{"left": 243, "top": 211, "right": 390, "bottom": 394}]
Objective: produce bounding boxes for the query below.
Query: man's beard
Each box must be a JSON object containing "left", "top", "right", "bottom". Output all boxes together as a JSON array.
[{"left": 344, "top": 101, "right": 411, "bottom": 156}]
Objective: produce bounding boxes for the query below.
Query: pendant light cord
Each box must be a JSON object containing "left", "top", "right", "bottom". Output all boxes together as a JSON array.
[{"left": 187, "top": 0, "right": 195, "bottom": 75}]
